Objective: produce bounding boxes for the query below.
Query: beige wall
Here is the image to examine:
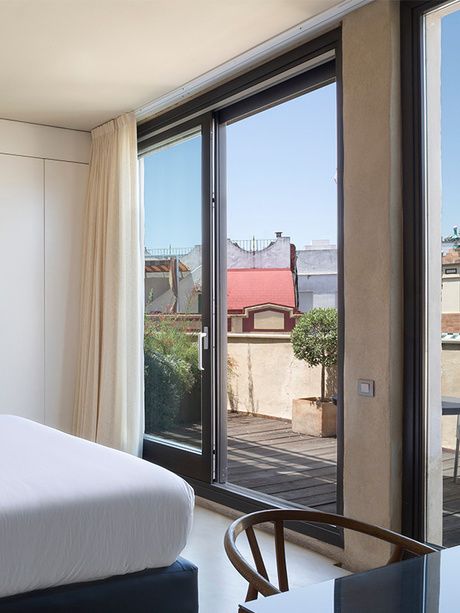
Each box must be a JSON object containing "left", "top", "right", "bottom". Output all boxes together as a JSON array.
[
  {"left": 227, "top": 334, "right": 323, "bottom": 418},
  {"left": 442, "top": 278, "right": 460, "bottom": 313},
  {"left": 342, "top": 0, "right": 403, "bottom": 570},
  {"left": 442, "top": 344, "right": 460, "bottom": 449},
  {"left": 253, "top": 310, "right": 285, "bottom": 331}
]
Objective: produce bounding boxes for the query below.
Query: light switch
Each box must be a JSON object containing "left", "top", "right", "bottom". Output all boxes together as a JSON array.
[{"left": 358, "top": 379, "right": 375, "bottom": 397}]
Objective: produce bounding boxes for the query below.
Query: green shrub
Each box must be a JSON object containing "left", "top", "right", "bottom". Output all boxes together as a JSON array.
[
  {"left": 144, "top": 316, "right": 199, "bottom": 430},
  {"left": 145, "top": 351, "right": 182, "bottom": 431},
  {"left": 145, "top": 317, "right": 198, "bottom": 382},
  {"left": 291, "top": 307, "right": 338, "bottom": 402}
]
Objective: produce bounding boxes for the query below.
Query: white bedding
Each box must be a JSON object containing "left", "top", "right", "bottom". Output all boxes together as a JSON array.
[{"left": 0, "top": 415, "right": 194, "bottom": 598}]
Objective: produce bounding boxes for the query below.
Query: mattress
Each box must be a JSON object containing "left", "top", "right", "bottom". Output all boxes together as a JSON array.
[{"left": 0, "top": 415, "right": 195, "bottom": 598}]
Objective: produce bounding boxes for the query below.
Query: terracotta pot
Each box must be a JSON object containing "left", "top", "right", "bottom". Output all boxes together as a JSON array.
[{"left": 291, "top": 397, "right": 336, "bottom": 437}]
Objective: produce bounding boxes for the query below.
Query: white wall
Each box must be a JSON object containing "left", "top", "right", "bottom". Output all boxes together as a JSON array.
[
  {"left": 0, "top": 155, "right": 45, "bottom": 422},
  {"left": 424, "top": 6, "right": 444, "bottom": 546},
  {"left": 44, "top": 160, "right": 89, "bottom": 432},
  {"left": 442, "top": 278, "right": 460, "bottom": 313},
  {"left": 0, "top": 119, "right": 90, "bottom": 432}
]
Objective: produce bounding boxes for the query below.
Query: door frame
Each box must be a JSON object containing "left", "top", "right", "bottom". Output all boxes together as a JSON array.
[
  {"left": 214, "top": 57, "right": 343, "bottom": 519},
  {"left": 138, "top": 28, "right": 344, "bottom": 547},
  {"left": 140, "top": 113, "right": 215, "bottom": 483},
  {"left": 400, "top": 0, "right": 451, "bottom": 541}
]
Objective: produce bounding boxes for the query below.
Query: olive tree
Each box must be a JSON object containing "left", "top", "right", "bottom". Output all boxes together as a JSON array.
[{"left": 291, "top": 307, "right": 338, "bottom": 402}]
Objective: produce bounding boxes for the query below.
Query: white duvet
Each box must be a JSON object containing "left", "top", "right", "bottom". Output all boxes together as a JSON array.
[{"left": 0, "top": 415, "right": 194, "bottom": 598}]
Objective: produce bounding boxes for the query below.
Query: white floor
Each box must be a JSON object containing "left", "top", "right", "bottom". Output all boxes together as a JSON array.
[{"left": 182, "top": 505, "right": 349, "bottom": 613}]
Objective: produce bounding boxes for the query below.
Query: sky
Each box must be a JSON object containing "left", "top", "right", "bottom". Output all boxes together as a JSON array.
[
  {"left": 143, "top": 133, "right": 202, "bottom": 252},
  {"left": 441, "top": 10, "right": 460, "bottom": 238},
  {"left": 226, "top": 85, "right": 336, "bottom": 248},
  {"left": 143, "top": 11, "right": 459, "bottom": 250},
  {"left": 143, "top": 84, "right": 337, "bottom": 252}
]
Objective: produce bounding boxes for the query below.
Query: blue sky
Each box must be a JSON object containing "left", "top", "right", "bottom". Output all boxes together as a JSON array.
[
  {"left": 226, "top": 84, "right": 336, "bottom": 248},
  {"left": 441, "top": 10, "right": 460, "bottom": 238},
  {"left": 143, "top": 133, "right": 202, "bottom": 251},
  {"left": 143, "top": 84, "right": 336, "bottom": 251},
  {"left": 143, "top": 13, "right": 459, "bottom": 249}
]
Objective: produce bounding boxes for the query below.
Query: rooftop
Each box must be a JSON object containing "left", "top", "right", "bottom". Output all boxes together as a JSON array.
[{"left": 227, "top": 268, "right": 295, "bottom": 312}]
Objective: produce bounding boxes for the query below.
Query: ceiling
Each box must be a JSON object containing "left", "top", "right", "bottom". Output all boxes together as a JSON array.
[{"left": 0, "top": 0, "right": 344, "bottom": 131}]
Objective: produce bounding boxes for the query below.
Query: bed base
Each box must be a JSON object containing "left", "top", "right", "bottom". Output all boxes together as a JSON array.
[{"left": 0, "top": 557, "right": 198, "bottom": 612}]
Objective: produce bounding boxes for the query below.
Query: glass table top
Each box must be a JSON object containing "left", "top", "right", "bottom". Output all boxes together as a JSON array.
[{"left": 240, "top": 545, "right": 459, "bottom": 613}]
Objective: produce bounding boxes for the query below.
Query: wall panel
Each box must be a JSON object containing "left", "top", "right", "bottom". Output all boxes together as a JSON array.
[
  {"left": 0, "top": 154, "right": 45, "bottom": 421},
  {"left": 0, "top": 119, "right": 90, "bottom": 163},
  {"left": 0, "top": 119, "right": 90, "bottom": 429},
  {"left": 44, "top": 160, "right": 88, "bottom": 432}
]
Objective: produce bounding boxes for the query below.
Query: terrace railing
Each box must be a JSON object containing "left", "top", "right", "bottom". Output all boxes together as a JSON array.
[
  {"left": 145, "top": 246, "right": 191, "bottom": 258},
  {"left": 230, "top": 238, "right": 275, "bottom": 252},
  {"left": 145, "top": 238, "right": 278, "bottom": 258}
]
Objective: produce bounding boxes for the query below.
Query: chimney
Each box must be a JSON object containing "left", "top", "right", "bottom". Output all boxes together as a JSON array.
[{"left": 275, "top": 231, "right": 282, "bottom": 238}]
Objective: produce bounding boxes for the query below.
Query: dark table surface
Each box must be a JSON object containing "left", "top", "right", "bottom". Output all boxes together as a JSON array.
[{"left": 240, "top": 545, "right": 459, "bottom": 612}]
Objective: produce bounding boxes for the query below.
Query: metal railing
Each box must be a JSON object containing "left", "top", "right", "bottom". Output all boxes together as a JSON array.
[
  {"left": 145, "top": 246, "right": 191, "bottom": 258},
  {"left": 230, "top": 238, "right": 275, "bottom": 252},
  {"left": 145, "top": 237, "right": 279, "bottom": 258}
]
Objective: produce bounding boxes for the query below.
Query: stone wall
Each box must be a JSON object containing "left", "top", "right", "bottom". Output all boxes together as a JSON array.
[{"left": 227, "top": 334, "right": 325, "bottom": 419}]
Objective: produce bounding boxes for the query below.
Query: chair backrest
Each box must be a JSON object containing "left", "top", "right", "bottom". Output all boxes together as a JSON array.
[{"left": 224, "top": 509, "right": 436, "bottom": 602}]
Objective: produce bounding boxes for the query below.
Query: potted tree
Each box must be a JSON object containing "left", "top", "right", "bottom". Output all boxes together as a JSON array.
[{"left": 291, "top": 307, "right": 338, "bottom": 437}]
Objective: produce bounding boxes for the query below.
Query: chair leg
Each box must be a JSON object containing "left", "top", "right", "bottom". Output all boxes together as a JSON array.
[{"left": 454, "top": 438, "right": 459, "bottom": 483}]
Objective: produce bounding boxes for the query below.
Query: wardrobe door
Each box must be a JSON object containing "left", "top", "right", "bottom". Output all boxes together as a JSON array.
[
  {"left": 0, "top": 155, "right": 44, "bottom": 421},
  {"left": 44, "top": 160, "right": 88, "bottom": 433}
]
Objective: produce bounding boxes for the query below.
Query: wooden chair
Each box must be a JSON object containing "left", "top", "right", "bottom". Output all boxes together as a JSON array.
[{"left": 224, "top": 509, "right": 436, "bottom": 602}]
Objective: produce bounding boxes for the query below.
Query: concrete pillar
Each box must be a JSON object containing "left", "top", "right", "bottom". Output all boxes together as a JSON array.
[{"left": 342, "top": 0, "right": 403, "bottom": 569}]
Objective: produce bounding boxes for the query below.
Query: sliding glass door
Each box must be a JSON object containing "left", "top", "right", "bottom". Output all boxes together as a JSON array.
[
  {"left": 216, "top": 65, "right": 342, "bottom": 514},
  {"left": 402, "top": 0, "right": 460, "bottom": 547},
  {"left": 423, "top": 0, "right": 460, "bottom": 547},
  {"left": 140, "top": 115, "right": 214, "bottom": 482},
  {"left": 138, "top": 30, "right": 343, "bottom": 542}
]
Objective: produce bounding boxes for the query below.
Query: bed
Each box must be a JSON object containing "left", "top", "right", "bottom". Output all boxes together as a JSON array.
[{"left": 0, "top": 415, "right": 197, "bottom": 612}]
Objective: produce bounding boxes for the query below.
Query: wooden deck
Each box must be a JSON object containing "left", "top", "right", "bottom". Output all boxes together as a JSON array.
[
  {"left": 227, "top": 413, "right": 460, "bottom": 546},
  {"left": 158, "top": 412, "right": 460, "bottom": 546},
  {"left": 442, "top": 449, "right": 460, "bottom": 547},
  {"left": 227, "top": 413, "right": 337, "bottom": 511}
]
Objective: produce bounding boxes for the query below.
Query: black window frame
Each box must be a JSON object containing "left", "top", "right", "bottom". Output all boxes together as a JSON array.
[
  {"left": 138, "top": 27, "right": 344, "bottom": 547},
  {"left": 400, "top": 0, "right": 452, "bottom": 541},
  {"left": 141, "top": 114, "right": 215, "bottom": 483}
]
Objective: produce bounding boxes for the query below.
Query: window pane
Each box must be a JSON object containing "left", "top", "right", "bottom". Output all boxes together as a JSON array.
[
  {"left": 225, "top": 83, "right": 339, "bottom": 511},
  {"left": 143, "top": 129, "right": 203, "bottom": 451},
  {"left": 424, "top": 1, "right": 460, "bottom": 547}
]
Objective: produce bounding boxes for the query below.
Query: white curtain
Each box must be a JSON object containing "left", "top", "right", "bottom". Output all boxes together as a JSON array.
[{"left": 73, "top": 112, "right": 144, "bottom": 455}]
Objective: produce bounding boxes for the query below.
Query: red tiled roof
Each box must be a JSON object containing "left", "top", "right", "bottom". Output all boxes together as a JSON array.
[{"left": 227, "top": 268, "right": 295, "bottom": 311}]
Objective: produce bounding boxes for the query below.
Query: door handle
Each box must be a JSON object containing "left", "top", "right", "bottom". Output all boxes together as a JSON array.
[{"left": 198, "top": 327, "right": 208, "bottom": 371}]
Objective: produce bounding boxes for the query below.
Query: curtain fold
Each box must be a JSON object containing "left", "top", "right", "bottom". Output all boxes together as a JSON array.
[{"left": 73, "top": 112, "right": 143, "bottom": 455}]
